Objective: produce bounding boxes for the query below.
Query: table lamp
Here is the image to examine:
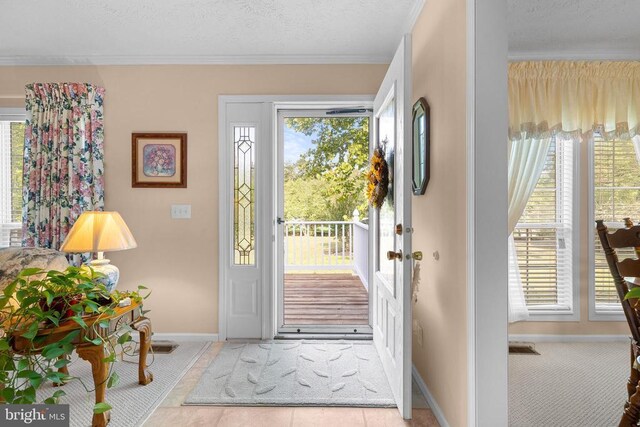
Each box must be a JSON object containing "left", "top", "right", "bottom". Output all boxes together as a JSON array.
[{"left": 60, "top": 211, "right": 137, "bottom": 292}]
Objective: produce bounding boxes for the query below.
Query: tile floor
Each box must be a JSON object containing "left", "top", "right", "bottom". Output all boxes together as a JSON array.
[{"left": 143, "top": 342, "right": 440, "bottom": 427}]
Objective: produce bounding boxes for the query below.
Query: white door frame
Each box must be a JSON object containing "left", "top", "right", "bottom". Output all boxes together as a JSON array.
[
  {"left": 466, "top": 0, "right": 509, "bottom": 426},
  {"left": 218, "top": 95, "right": 375, "bottom": 341},
  {"left": 275, "top": 107, "right": 374, "bottom": 336}
]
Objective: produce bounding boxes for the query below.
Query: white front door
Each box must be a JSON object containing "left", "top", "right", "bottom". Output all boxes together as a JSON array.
[{"left": 371, "top": 35, "right": 412, "bottom": 419}]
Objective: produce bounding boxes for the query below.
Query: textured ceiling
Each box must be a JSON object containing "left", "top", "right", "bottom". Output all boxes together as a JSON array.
[
  {"left": 508, "top": 0, "right": 640, "bottom": 58},
  {"left": 0, "top": 0, "right": 422, "bottom": 65}
]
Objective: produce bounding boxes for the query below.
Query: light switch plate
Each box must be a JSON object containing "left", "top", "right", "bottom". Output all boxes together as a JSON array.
[{"left": 171, "top": 204, "right": 191, "bottom": 219}]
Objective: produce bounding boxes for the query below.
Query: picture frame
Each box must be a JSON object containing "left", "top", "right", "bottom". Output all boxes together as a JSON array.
[
  {"left": 132, "top": 132, "right": 187, "bottom": 188},
  {"left": 411, "top": 97, "right": 430, "bottom": 195}
]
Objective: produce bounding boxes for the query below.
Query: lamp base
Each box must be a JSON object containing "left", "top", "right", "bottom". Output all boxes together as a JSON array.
[{"left": 88, "top": 258, "right": 120, "bottom": 293}]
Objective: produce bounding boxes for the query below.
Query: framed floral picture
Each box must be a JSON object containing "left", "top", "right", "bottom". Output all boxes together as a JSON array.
[{"left": 132, "top": 133, "right": 187, "bottom": 188}]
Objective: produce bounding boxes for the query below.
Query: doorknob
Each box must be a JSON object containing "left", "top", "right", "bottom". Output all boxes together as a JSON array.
[
  {"left": 395, "top": 224, "right": 413, "bottom": 235},
  {"left": 387, "top": 250, "right": 403, "bottom": 260}
]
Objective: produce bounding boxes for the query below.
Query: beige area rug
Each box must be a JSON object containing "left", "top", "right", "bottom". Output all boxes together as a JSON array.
[
  {"left": 184, "top": 340, "right": 396, "bottom": 407},
  {"left": 36, "top": 341, "right": 209, "bottom": 427},
  {"left": 509, "top": 341, "right": 629, "bottom": 426}
]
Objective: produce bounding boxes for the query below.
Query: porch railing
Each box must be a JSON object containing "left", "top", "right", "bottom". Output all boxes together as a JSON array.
[
  {"left": 284, "top": 221, "right": 353, "bottom": 270},
  {"left": 352, "top": 220, "right": 369, "bottom": 290},
  {"left": 284, "top": 217, "right": 369, "bottom": 289}
]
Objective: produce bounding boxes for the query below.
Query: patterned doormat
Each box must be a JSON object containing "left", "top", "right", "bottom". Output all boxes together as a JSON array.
[{"left": 184, "top": 340, "right": 395, "bottom": 407}]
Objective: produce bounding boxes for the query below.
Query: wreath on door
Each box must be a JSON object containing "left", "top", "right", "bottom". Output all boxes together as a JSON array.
[{"left": 366, "top": 147, "right": 389, "bottom": 209}]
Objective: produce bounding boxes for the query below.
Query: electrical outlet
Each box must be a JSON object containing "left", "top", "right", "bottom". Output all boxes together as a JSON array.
[{"left": 171, "top": 204, "right": 191, "bottom": 219}]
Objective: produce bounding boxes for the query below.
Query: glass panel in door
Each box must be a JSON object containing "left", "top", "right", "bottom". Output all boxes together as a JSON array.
[{"left": 377, "top": 99, "right": 395, "bottom": 293}]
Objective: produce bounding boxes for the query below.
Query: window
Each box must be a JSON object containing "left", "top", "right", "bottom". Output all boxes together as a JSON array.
[
  {"left": 0, "top": 109, "right": 26, "bottom": 247},
  {"left": 233, "top": 125, "right": 256, "bottom": 265},
  {"left": 514, "top": 137, "right": 576, "bottom": 315},
  {"left": 591, "top": 135, "right": 640, "bottom": 316}
]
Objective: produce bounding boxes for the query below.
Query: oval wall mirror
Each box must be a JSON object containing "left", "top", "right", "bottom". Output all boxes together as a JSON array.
[{"left": 412, "top": 97, "right": 430, "bottom": 195}]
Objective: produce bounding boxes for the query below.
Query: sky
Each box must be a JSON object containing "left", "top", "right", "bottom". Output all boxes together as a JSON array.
[{"left": 283, "top": 123, "right": 315, "bottom": 164}]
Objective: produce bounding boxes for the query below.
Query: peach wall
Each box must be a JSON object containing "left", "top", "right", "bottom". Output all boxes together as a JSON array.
[
  {"left": 509, "top": 136, "right": 627, "bottom": 336},
  {"left": 411, "top": 0, "right": 468, "bottom": 426},
  {"left": 0, "top": 64, "right": 388, "bottom": 334}
]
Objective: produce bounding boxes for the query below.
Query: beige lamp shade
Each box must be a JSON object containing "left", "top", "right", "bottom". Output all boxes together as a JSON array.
[{"left": 60, "top": 211, "right": 137, "bottom": 253}]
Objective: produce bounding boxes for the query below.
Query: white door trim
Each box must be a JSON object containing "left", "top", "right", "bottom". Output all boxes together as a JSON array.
[
  {"left": 466, "top": 0, "right": 509, "bottom": 426},
  {"left": 218, "top": 95, "right": 374, "bottom": 341},
  {"left": 218, "top": 98, "right": 229, "bottom": 342}
]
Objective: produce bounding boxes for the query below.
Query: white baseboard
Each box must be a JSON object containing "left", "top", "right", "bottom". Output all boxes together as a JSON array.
[
  {"left": 151, "top": 333, "right": 219, "bottom": 342},
  {"left": 412, "top": 364, "right": 450, "bottom": 427},
  {"left": 509, "top": 334, "right": 628, "bottom": 343}
]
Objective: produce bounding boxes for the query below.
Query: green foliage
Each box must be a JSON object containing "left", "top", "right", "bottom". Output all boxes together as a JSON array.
[
  {"left": 284, "top": 117, "right": 369, "bottom": 221},
  {"left": 0, "top": 266, "right": 149, "bottom": 412},
  {"left": 93, "top": 402, "right": 112, "bottom": 414},
  {"left": 624, "top": 286, "right": 640, "bottom": 301}
]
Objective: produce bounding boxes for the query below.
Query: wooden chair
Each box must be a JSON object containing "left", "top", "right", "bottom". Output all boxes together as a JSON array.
[{"left": 597, "top": 218, "right": 640, "bottom": 426}]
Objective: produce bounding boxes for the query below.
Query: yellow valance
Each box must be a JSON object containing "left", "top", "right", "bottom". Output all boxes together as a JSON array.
[{"left": 508, "top": 61, "right": 640, "bottom": 141}]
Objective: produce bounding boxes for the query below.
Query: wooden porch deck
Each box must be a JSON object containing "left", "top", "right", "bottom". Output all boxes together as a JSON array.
[{"left": 284, "top": 273, "right": 369, "bottom": 325}]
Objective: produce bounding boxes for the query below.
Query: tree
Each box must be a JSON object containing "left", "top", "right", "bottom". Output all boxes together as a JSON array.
[{"left": 284, "top": 117, "right": 369, "bottom": 221}]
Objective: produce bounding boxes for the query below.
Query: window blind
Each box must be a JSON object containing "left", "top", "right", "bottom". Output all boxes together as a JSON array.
[
  {"left": 0, "top": 120, "right": 24, "bottom": 247},
  {"left": 593, "top": 137, "right": 640, "bottom": 311},
  {"left": 514, "top": 137, "right": 575, "bottom": 310}
]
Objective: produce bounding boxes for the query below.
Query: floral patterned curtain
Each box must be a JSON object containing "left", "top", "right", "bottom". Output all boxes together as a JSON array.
[{"left": 22, "top": 83, "right": 105, "bottom": 251}]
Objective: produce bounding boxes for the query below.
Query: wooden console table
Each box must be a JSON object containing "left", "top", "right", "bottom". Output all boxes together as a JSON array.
[{"left": 10, "top": 302, "right": 153, "bottom": 427}]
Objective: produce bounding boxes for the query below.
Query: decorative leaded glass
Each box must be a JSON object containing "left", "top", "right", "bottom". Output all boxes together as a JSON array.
[{"left": 233, "top": 126, "right": 256, "bottom": 265}]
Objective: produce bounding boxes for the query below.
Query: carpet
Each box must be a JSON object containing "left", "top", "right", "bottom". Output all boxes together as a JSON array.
[
  {"left": 509, "top": 341, "right": 629, "bottom": 427},
  {"left": 184, "top": 340, "right": 395, "bottom": 407},
  {"left": 36, "top": 341, "right": 209, "bottom": 427}
]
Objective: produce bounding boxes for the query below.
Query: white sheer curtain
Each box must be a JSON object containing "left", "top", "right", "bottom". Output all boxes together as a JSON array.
[
  {"left": 508, "top": 236, "right": 528, "bottom": 322},
  {"left": 633, "top": 135, "right": 640, "bottom": 165},
  {"left": 507, "top": 135, "right": 552, "bottom": 322}
]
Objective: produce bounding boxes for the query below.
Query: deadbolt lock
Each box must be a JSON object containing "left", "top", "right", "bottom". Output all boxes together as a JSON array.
[
  {"left": 412, "top": 251, "right": 423, "bottom": 261},
  {"left": 387, "top": 250, "right": 403, "bottom": 260}
]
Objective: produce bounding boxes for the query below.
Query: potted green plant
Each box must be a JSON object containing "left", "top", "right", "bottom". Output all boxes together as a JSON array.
[{"left": 0, "top": 266, "right": 149, "bottom": 414}]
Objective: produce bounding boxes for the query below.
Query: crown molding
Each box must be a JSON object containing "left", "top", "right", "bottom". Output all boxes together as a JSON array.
[
  {"left": 0, "top": 54, "right": 391, "bottom": 66},
  {"left": 404, "top": 0, "right": 426, "bottom": 33},
  {"left": 508, "top": 50, "right": 640, "bottom": 61}
]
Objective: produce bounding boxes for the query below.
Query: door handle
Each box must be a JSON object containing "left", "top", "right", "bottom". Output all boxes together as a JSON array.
[
  {"left": 395, "top": 224, "right": 413, "bottom": 235},
  {"left": 277, "top": 217, "right": 285, "bottom": 225},
  {"left": 387, "top": 250, "right": 403, "bottom": 260}
]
